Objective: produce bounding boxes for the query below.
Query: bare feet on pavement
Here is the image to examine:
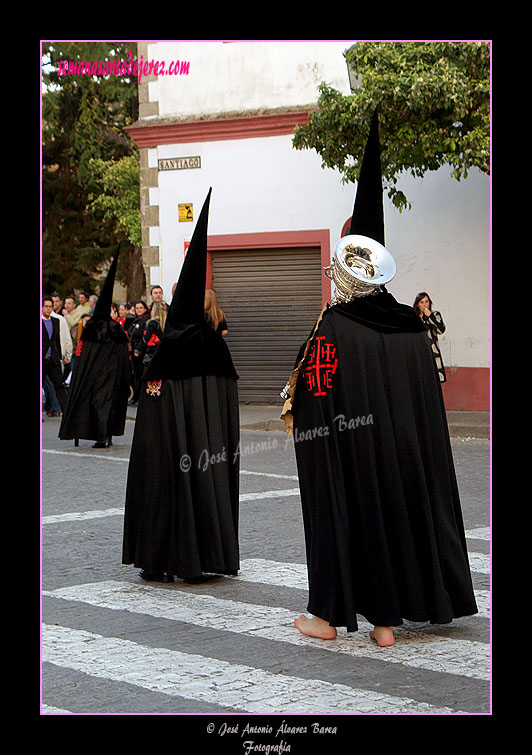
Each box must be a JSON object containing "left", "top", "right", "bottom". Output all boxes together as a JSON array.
[
  {"left": 369, "top": 626, "right": 395, "bottom": 646},
  {"left": 294, "top": 614, "right": 337, "bottom": 639}
]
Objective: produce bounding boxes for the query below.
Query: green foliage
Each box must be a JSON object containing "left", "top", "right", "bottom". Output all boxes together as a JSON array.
[
  {"left": 42, "top": 41, "right": 139, "bottom": 296},
  {"left": 89, "top": 155, "right": 142, "bottom": 247},
  {"left": 292, "top": 41, "right": 490, "bottom": 211}
]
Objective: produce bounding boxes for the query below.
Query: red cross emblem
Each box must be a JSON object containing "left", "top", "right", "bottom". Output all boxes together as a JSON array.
[{"left": 303, "top": 336, "right": 338, "bottom": 396}]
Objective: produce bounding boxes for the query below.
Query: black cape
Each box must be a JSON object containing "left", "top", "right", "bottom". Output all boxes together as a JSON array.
[
  {"left": 58, "top": 320, "right": 130, "bottom": 442},
  {"left": 122, "top": 188, "right": 240, "bottom": 579},
  {"left": 286, "top": 291, "right": 478, "bottom": 631}
]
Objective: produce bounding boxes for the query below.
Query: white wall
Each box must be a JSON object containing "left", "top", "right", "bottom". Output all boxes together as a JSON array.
[
  {"left": 146, "top": 41, "right": 353, "bottom": 119},
  {"left": 385, "top": 166, "right": 490, "bottom": 368}
]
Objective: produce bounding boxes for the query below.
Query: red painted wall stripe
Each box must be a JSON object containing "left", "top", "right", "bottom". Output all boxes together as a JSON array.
[
  {"left": 126, "top": 110, "right": 312, "bottom": 147},
  {"left": 441, "top": 367, "right": 490, "bottom": 412}
]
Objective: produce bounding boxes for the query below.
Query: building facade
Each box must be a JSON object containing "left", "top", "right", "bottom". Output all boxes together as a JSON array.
[{"left": 126, "top": 41, "right": 490, "bottom": 410}]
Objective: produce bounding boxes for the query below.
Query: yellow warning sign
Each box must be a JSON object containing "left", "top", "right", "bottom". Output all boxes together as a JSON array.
[{"left": 178, "top": 203, "right": 193, "bottom": 222}]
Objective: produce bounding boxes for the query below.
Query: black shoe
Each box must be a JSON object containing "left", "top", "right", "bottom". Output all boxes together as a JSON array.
[
  {"left": 92, "top": 439, "right": 113, "bottom": 448},
  {"left": 139, "top": 570, "right": 174, "bottom": 583}
]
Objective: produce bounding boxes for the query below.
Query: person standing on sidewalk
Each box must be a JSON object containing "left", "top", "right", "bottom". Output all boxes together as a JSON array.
[
  {"left": 413, "top": 291, "right": 447, "bottom": 383},
  {"left": 42, "top": 297, "right": 68, "bottom": 415}
]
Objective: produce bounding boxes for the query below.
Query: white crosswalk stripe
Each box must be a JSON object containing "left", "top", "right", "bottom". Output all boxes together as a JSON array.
[
  {"left": 466, "top": 527, "right": 490, "bottom": 541},
  {"left": 41, "top": 624, "right": 466, "bottom": 714},
  {"left": 43, "top": 575, "right": 489, "bottom": 682}
]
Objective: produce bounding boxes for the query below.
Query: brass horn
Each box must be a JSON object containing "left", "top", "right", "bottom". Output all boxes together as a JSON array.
[{"left": 324, "top": 234, "right": 396, "bottom": 303}]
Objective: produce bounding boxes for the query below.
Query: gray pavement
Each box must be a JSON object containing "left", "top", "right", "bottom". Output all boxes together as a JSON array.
[{"left": 41, "top": 404, "right": 491, "bottom": 724}]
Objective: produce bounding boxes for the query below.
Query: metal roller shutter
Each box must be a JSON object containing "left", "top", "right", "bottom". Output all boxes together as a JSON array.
[{"left": 211, "top": 247, "right": 323, "bottom": 403}]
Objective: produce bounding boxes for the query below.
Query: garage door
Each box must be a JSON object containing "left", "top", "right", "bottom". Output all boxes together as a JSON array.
[{"left": 211, "top": 247, "right": 323, "bottom": 403}]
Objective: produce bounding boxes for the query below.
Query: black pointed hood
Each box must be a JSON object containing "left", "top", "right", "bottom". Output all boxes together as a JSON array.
[
  {"left": 169, "top": 187, "right": 211, "bottom": 328},
  {"left": 332, "top": 111, "right": 425, "bottom": 332},
  {"left": 349, "top": 110, "right": 385, "bottom": 245},
  {"left": 144, "top": 188, "right": 238, "bottom": 382},
  {"left": 81, "top": 244, "right": 127, "bottom": 344}
]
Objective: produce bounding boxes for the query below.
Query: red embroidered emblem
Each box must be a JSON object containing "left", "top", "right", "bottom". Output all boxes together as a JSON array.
[
  {"left": 146, "top": 380, "right": 162, "bottom": 397},
  {"left": 303, "top": 336, "right": 338, "bottom": 396},
  {"left": 146, "top": 334, "right": 161, "bottom": 347}
]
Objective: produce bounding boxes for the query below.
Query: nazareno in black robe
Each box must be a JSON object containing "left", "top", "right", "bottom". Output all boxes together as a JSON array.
[
  {"left": 122, "top": 188, "right": 240, "bottom": 579},
  {"left": 283, "top": 290, "right": 478, "bottom": 631},
  {"left": 59, "top": 248, "right": 130, "bottom": 444},
  {"left": 58, "top": 322, "right": 130, "bottom": 443}
]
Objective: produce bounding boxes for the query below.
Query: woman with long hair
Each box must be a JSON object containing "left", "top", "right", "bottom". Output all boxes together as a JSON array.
[
  {"left": 204, "top": 289, "right": 228, "bottom": 336},
  {"left": 413, "top": 291, "right": 447, "bottom": 383}
]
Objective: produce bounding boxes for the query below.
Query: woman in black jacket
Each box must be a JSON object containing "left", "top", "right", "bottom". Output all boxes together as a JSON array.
[
  {"left": 413, "top": 291, "right": 447, "bottom": 383},
  {"left": 129, "top": 300, "right": 150, "bottom": 404},
  {"left": 137, "top": 301, "right": 168, "bottom": 372}
]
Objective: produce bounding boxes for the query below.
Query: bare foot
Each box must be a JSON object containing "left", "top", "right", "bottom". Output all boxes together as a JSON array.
[
  {"left": 294, "top": 614, "right": 337, "bottom": 639},
  {"left": 369, "top": 626, "right": 395, "bottom": 646}
]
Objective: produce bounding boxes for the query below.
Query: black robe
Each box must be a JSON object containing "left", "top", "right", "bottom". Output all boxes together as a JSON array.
[
  {"left": 58, "top": 321, "right": 130, "bottom": 443},
  {"left": 122, "top": 372, "right": 239, "bottom": 579},
  {"left": 287, "top": 291, "right": 478, "bottom": 631}
]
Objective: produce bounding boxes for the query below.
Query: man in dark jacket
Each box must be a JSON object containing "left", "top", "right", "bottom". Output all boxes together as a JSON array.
[{"left": 42, "top": 296, "right": 68, "bottom": 413}]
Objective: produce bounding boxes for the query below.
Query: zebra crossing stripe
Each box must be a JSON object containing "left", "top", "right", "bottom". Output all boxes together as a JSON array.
[
  {"left": 41, "top": 704, "right": 71, "bottom": 714},
  {"left": 466, "top": 527, "right": 490, "bottom": 541},
  {"left": 41, "top": 449, "right": 299, "bottom": 480},
  {"left": 42, "top": 580, "right": 489, "bottom": 681},
  {"left": 41, "top": 623, "right": 465, "bottom": 714},
  {"left": 42, "top": 508, "right": 125, "bottom": 524},
  {"left": 41, "top": 491, "right": 301, "bottom": 525}
]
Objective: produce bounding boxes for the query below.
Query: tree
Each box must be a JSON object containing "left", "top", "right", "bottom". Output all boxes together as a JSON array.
[
  {"left": 89, "top": 154, "right": 145, "bottom": 300},
  {"left": 292, "top": 41, "right": 490, "bottom": 211},
  {"left": 42, "top": 41, "right": 140, "bottom": 297}
]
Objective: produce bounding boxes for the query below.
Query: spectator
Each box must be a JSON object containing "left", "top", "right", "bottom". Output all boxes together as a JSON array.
[
  {"left": 129, "top": 300, "right": 151, "bottom": 405},
  {"left": 137, "top": 301, "right": 168, "bottom": 371},
  {"left": 65, "top": 292, "right": 91, "bottom": 329},
  {"left": 52, "top": 293, "right": 63, "bottom": 315},
  {"left": 150, "top": 285, "right": 166, "bottom": 308},
  {"left": 62, "top": 295, "right": 77, "bottom": 326},
  {"left": 413, "top": 291, "right": 447, "bottom": 383},
  {"left": 44, "top": 307, "right": 74, "bottom": 415},
  {"left": 204, "top": 289, "right": 228, "bottom": 336},
  {"left": 42, "top": 296, "right": 68, "bottom": 414}
]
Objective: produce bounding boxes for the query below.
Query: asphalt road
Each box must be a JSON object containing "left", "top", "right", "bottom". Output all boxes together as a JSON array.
[{"left": 41, "top": 407, "right": 491, "bottom": 730}]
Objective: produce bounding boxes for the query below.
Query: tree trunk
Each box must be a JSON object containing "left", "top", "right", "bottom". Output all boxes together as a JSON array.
[{"left": 127, "top": 244, "right": 146, "bottom": 302}]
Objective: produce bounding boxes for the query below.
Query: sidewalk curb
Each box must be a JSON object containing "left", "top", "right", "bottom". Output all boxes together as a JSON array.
[{"left": 126, "top": 405, "right": 490, "bottom": 439}]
